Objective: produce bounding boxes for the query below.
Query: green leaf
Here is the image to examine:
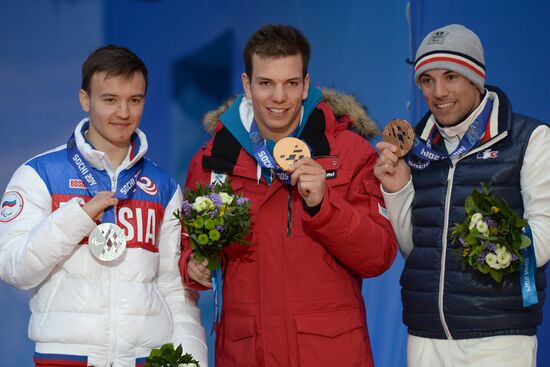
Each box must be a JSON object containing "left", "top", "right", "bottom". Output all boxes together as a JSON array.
[
  {"left": 489, "top": 269, "right": 503, "bottom": 283},
  {"left": 464, "top": 196, "right": 475, "bottom": 214},
  {"left": 520, "top": 234, "right": 532, "bottom": 249}
]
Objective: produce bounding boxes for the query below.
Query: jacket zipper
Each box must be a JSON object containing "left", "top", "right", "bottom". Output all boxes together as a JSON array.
[
  {"left": 437, "top": 131, "right": 508, "bottom": 339},
  {"left": 108, "top": 174, "right": 118, "bottom": 365},
  {"left": 439, "top": 164, "right": 455, "bottom": 339},
  {"left": 286, "top": 186, "right": 292, "bottom": 237}
]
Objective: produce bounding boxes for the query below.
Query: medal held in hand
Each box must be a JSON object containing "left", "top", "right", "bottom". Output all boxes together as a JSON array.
[
  {"left": 88, "top": 222, "right": 127, "bottom": 261},
  {"left": 382, "top": 119, "right": 415, "bottom": 158},
  {"left": 66, "top": 125, "right": 143, "bottom": 263},
  {"left": 273, "top": 137, "right": 311, "bottom": 171}
]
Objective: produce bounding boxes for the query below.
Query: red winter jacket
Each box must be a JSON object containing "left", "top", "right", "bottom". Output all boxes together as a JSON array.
[{"left": 181, "top": 89, "right": 397, "bottom": 367}]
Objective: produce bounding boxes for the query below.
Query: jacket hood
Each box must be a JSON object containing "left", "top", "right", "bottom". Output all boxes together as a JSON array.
[{"left": 202, "top": 88, "right": 379, "bottom": 138}]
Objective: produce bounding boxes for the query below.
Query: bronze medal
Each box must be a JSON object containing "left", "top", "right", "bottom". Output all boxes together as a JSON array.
[
  {"left": 273, "top": 137, "right": 311, "bottom": 172},
  {"left": 382, "top": 119, "right": 415, "bottom": 158}
]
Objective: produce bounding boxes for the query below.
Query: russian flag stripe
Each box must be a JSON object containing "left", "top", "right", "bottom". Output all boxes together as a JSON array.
[
  {"left": 33, "top": 352, "right": 88, "bottom": 366},
  {"left": 1, "top": 200, "right": 17, "bottom": 207}
]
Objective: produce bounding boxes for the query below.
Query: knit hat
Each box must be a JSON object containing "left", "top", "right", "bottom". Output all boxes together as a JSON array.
[{"left": 414, "top": 24, "right": 485, "bottom": 92}]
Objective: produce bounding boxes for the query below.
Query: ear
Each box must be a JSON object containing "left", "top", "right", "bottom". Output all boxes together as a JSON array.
[
  {"left": 79, "top": 89, "right": 90, "bottom": 112},
  {"left": 302, "top": 73, "right": 310, "bottom": 100},
  {"left": 241, "top": 72, "right": 251, "bottom": 98}
]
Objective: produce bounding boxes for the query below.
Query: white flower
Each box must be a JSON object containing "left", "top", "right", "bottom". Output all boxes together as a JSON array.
[
  {"left": 192, "top": 196, "right": 213, "bottom": 212},
  {"left": 469, "top": 213, "right": 483, "bottom": 229},
  {"left": 188, "top": 364, "right": 198, "bottom": 367},
  {"left": 485, "top": 253, "right": 502, "bottom": 270},
  {"left": 476, "top": 220, "right": 489, "bottom": 234},
  {"left": 178, "top": 364, "right": 188, "bottom": 367},
  {"left": 219, "top": 192, "right": 234, "bottom": 204},
  {"left": 496, "top": 247, "right": 512, "bottom": 268}
]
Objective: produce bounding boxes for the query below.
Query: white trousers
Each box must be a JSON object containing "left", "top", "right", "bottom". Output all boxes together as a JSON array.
[{"left": 407, "top": 334, "right": 537, "bottom": 367}]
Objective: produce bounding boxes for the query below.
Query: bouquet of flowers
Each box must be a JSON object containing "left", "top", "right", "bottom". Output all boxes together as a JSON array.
[
  {"left": 450, "top": 183, "right": 531, "bottom": 283},
  {"left": 145, "top": 343, "right": 199, "bottom": 367},
  {"left": 174, "top": 180, "right": 251, "bottom": 270}
]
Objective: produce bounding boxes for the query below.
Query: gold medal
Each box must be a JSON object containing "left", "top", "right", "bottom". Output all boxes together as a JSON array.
[
  {"left": 382, "top": 119, "right": 415, "bottom": 158},
  {"left": 273, "top": 137, "right": 311, "bottom": 171}
]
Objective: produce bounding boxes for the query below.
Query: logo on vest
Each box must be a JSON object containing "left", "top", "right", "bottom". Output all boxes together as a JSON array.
[{"left": 476, "top": 149, "right": 498, "bottom": 160}]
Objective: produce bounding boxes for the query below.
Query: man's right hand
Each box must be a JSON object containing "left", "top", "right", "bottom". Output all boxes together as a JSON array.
[
  {"left": 82, "top": 191, "right": 118, "bottom": 221},
  {"left": 188, "top": 255, "right": 213, "bottom": 288},
  {"left": 374, "top": 141, "right": 412, "bottom": 193}
]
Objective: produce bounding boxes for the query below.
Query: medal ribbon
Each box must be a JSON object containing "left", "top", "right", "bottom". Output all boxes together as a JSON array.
[
  {"left": 406, "top": 99, "right": 494, "bottom": 170},
  {"left": 66, "top": 128, "right": 143, "bottom": 224},
  {"left": 211, "top": 267, "right": 223, "bottom": 334},
  {"left": 520, "top": 225, "right": 539, "bottom": 307}
]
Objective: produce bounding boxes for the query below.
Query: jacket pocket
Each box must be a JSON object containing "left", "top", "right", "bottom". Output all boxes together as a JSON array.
[
  {"left": 218, "top": 313, "right": 257, "bottom": 367},
  {"left": 295, "top": 308, "right": 369, "bottom": 367}
]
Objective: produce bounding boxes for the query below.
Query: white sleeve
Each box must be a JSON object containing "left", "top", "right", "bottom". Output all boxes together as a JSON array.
[
  {"left": 0, "top": 164, "right": 96, "bottom": 289},
  {"left": 156, "top": 185, "right": 208, "bottom": 366},
  {"left": 382, "top": 177, "right": 415, "bottom": 258},
  {"left": 520, "top": 124, "right": 550, "bottom": 267}
]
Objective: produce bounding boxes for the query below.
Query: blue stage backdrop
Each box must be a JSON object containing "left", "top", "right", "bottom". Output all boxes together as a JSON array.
[{"left": 0, "top": 1, "right": 549, "bottom": 366}]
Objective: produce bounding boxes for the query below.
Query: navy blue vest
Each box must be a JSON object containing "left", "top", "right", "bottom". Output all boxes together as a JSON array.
[{"left": 402, "top": 87, "right": 547, "bottom": 339}]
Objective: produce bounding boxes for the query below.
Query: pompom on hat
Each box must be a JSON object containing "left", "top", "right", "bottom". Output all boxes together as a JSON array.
[{"left": 414, "top": 24, "right": 485, "bottom": 92}]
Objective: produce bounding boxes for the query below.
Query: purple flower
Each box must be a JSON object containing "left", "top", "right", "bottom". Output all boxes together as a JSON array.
[
  {"left": 512, "top": 253, "right": 519, "bottom": 261},
  {"left": 459, "top": 237, "right": 467, "bottom": 247},
  {"left": 485, "top": 218, "right": 497, "bottom": 228},
  {"left": 478, "top": 251, "right": 488, "bottom": 264},
  {"left": 209, "top": 193, "right": 223, "bottom": 208},
  {"left": 236, "top": 197, "right": 249, "bottom": 206},
  {"left": 182, "top": 200, "right": 192, "bottom": 218},
  {"left": 209, "top": 209, "right": 219, "bottom": 218},
  {"left": 216, "top": 225, "right": 225, "bottom": 232},
  {"left": 487, "top": 242, "right": 496, "bottom": 252}
]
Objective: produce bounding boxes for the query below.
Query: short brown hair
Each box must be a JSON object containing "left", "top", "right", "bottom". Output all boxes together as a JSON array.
[
  {"left": 243, "top": 24, "right": 311, "bottom": 78},
  {"left": 81, "top": 45, "right": 148, "bottom": 94}
]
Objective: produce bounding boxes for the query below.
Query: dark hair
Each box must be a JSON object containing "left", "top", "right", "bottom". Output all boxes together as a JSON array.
[
  {"left": 81, "top": 45, "right": 148, "bottom": 94},
  {"left": 243, "top": 24, "right": 311, "bottom": 78}
]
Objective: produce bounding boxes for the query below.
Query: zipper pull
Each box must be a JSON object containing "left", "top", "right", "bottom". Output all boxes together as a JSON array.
[{"left": 447, "top": 165, "right": 454, "bottom": 182}]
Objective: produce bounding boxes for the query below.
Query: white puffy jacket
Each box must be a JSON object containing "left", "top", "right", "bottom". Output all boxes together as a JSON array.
[{"left": 0, "top": 119, "right": 207, "bottom": 367}]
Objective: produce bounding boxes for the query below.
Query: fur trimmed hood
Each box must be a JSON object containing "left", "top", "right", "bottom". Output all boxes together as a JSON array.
[{"left": 202, "top": 88, "right": 380, "bottom": 138}]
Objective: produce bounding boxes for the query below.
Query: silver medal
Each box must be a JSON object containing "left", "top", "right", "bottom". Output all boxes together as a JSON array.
[{"left": 88, "top": 223, "right": 127, "bottom": 261}]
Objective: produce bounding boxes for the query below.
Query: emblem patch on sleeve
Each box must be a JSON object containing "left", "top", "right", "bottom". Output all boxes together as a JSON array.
[{"left": 0, "top": 191, "right": 24, "bottom": 222}]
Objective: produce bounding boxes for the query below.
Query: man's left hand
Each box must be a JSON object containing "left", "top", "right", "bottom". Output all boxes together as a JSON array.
[{"left": 288, "top": 157, "right": 326, "bottom": 207}]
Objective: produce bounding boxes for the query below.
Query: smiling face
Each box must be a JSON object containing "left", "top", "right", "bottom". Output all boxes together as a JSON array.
[
  {"left": 418, "top": 69, "right": 481, "bottom": 127},
  {"left": 242, "top": 53, "right": 310, "bottom": 142},
  {"left": 79, "top": 71, "right": 146, "bottom": 153}
]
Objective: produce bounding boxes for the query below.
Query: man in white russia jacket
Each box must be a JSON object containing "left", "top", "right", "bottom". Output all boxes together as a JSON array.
[{"left": 0, "top": 45, "right": 207, "bottom": 367}]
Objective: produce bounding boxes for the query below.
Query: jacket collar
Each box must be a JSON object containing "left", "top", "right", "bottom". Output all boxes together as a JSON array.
[
  {"left": 73, "top": 118, "right": 148, "bottom": 173},
  {"left": 218, "top": 87, "right": 323, "bottom": 159}
]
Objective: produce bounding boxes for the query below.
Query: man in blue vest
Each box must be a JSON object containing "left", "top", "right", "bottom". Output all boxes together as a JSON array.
[{"left": 375, "top": 24, "right": 550, "bottom": 366}]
